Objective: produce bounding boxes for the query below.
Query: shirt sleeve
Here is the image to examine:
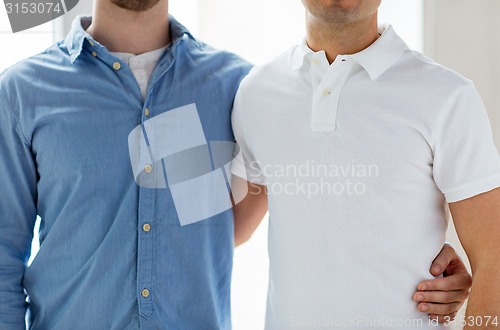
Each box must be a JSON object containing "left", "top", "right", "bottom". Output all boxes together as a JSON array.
[
  {"left": 433, "top": 81, "right": 500, "bottom": 203},
  {"left": 0, "top": 91, "right": 37, "bottom": 329},
  {"left": 230, "top": 85, "right": 267, "bottom": 185}
]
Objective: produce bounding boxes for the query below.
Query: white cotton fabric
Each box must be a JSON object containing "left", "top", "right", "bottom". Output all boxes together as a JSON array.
[{"left": 111, "top": 45, "right": 167, "bottom": 100}]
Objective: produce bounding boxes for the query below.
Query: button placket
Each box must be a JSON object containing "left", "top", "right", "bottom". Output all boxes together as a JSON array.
[
  {"left": 137, "top": 117, "right": 156, "bottom": 319},
  {"left": 311, "top": 60, "right": 352, "bottom": 132}
]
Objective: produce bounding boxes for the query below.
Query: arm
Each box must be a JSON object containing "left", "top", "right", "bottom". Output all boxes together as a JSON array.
[
  {"left": 230, "top": 75, "right": 269, "bottom": 246},
  {"left": 421, "top": 81, "right": 500, "bottom": 326},
  {"left": 413, "top": 244, "right": 472, "bottom": 323},
  {"left": 449, "top": 188, "right": 500, "bottom": 329},
  {"left": 0, "top": 92, "right": 37, "bottom": 328},
  {"left": 232, "top": 176, "right": 268, "bottom": 246}
]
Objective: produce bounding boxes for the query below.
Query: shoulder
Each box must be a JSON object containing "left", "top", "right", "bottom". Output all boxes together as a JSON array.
[
  {"left": 184, "top": 38, "right": 253, "bottom": 79},
  {"left": 0, "top": 41, "right": 67, "bottom": 105},
  {"left": 237, "top": 46, "right": 296, "bottom": 97},
  {"left": 0, "top": 44, "right": 61, "bottom": 143},
  {"left": 232, "top": 48, "right": 295, "bottom": 125},
  {"left": 396, "top": 49, "right": 471, "bottom": 90},
  {"left": 380, "top": 48, "right": 475, "bottom": 117}
]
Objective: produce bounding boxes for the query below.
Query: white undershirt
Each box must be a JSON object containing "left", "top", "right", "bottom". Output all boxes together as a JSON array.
[{"left": 111, "top": 46, "right": 168, "bottom": 100}]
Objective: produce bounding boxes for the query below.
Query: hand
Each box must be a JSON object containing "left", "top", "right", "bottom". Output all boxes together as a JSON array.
[{"left": 413, "top": 244, "right": 472, "bottom": 324}]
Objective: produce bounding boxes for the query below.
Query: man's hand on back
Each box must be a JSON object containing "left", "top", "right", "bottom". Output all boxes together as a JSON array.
[{"left": 413, "top": 244, "right": 472, "bottom": 323}]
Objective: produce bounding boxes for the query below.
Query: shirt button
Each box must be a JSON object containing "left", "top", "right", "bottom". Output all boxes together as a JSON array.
[
  {"left": 88, "top": 40, "right": 95, "bottom": 46},
  {"left": 310, "top": 59, "right": 319, "bottom": 65},
  {"left": 141, "top": 289, "right": 150, "bottom": 298},
  {"left": 91, "top": 51, "right": 97, "bottom": 57},
  {"left": 144, "top": 108, "right": 150, "bottom": 117},
  {"left": 143, "top": 223, "right": 151, "bottom": 232},
  {"left": 322, "top": 89, "right": 331, "bottom": 96},
  {"left": 144, "top": 164, "right": 153, "bottom": 173},
  {"left": 112, "top": 62, "right": 121, "bottom": 70}
]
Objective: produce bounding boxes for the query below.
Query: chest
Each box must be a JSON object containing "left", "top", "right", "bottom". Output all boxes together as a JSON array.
[
  {"left": 30, "top": 74, "right": 235, "bottom": 187},
  {"left": 245, "top": 81, "right": 435, "bottom": 187}
]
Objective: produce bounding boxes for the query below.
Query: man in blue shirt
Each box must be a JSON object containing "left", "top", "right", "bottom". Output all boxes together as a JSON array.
[{"left": 0, "top": 0, "right": 472, "bottom": 328}]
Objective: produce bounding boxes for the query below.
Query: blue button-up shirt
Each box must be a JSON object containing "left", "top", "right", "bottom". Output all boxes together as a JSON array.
[{"left": 0, "top": 16, "right": 252, "bottom": 329}]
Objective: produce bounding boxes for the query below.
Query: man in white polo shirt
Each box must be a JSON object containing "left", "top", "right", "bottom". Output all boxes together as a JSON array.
[{"left": 231, "top": 0, "right": 500, "bottom": 328}]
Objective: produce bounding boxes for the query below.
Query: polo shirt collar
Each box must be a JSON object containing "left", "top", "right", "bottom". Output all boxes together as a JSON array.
[
  {"left": 63, "top": 14, "right": 195, "bottom": 63},
  {"left": 291, "top": 25, "right": 408, "bottom": 80}
]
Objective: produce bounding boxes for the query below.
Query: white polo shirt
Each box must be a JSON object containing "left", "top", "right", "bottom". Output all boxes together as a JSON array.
[{"left": 231, "top": 25, "right": 500, "bottom": 329}]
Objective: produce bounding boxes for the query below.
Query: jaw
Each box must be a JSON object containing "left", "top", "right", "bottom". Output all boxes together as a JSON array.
[{"left": 303, "top": 0, "right": 380, "bottom": 25}]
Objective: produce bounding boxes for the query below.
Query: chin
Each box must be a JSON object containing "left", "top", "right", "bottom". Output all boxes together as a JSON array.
[
  {"left": 110, "top": 0, "right": 161, "bottom": 12},
  {"left": 303, "top": 0, "right": 380, "bottom": 24},
  {"left": 323, "top": 0, "right": 361, "bottom": 9}
]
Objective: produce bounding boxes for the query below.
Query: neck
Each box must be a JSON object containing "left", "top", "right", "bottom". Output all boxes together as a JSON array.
[
  {"left": 86, "top": 0, "right": 170, "bottom": 54},
  {"left": 305, "top": 14, "right": 379, "bottom": 64}
]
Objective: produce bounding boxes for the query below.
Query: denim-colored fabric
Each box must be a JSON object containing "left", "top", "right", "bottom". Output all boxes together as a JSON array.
[{"left": 0, "top": 15, "right": 252, "bottom": 330}]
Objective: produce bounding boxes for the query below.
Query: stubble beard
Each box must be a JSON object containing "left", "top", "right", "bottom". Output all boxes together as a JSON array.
[{"left": 110, "top": 0, "right": 161, "bottom": 12}]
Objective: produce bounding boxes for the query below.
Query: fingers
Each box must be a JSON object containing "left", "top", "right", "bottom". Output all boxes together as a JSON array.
[
  {"left": 418, "top": 273, "right": 472, "bottom": 292},
  {"left": 413, "top": 290, "right": 469, "bottom": 305},
  {"left": 417, "top": 246, "right": 471, "bottom": 325},
  {"left": 416, "top": 302, "right": 461, "bottom": 316},
  {"left": 431, "top": 244, "right": 455, "bottom": 276},
  {"left": 413, "top": 290, "right": 466, "bottom": 319}
]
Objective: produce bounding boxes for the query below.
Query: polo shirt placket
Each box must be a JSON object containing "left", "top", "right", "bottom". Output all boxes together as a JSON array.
[{"left": 308, "top": 54, "right": 354, "bottom": 132}]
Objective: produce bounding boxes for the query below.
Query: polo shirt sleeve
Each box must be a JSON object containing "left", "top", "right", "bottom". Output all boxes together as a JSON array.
[
  {"left": 433, "top": 81, "right": 500, "bottom": 203},
  {"left": 230, "top": 84, "right": 267, "bottom": 185},
  {"left": 0, "top": 90, "right": 37, "bottom": 329}
]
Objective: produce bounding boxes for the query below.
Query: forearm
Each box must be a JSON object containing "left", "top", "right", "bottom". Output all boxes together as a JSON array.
[
  {"left": 464, "top": 267, "right": 500, "bottom": 329},
  {"left": 232, "top": 178, "right": 268, "bottom": 246},
  {"left": 0, "top": 229, "right": 33, "bottom": 327},
  {"left": 0, "top": 234, "right": 31, "bottom": 327},
  {"left": 449, "top": 189, "right": 500, "bottom": 329},
  {"left": 0, "top": 91, "right": 37, "bottom": 327},
  {"left": 233, "top": 194, "right": 268, "bottom": 246}
]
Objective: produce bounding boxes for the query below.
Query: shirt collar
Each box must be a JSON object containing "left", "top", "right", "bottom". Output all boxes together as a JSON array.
[
  {"left": 290, "top": 25, "right": 408, "bottom": 80},
  {"left": 63, "top": 15, "right": 195, "bottom": 63}
]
